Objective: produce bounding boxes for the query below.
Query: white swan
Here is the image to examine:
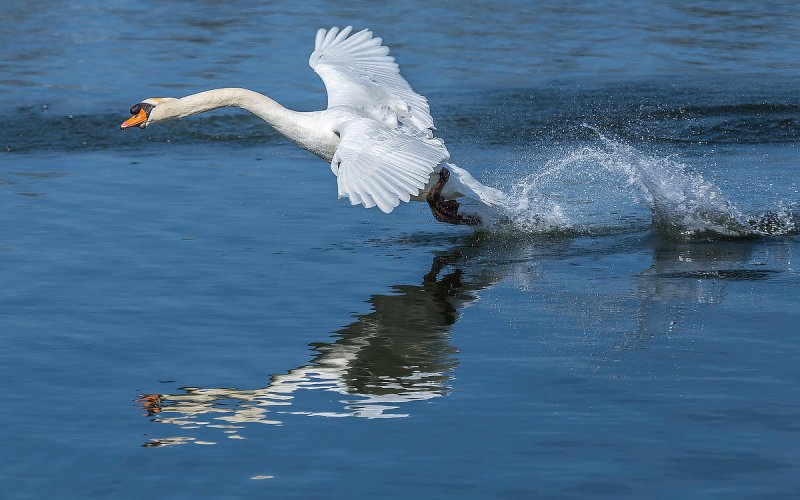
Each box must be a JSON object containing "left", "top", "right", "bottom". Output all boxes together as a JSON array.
[{"left": 121, "top": 26, "right": 506, "bottom": 224}]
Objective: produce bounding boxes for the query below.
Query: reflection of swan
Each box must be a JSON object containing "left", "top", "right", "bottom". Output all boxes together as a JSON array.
[
  {"left": 121, "top": 26, "right": 505, "bottom": 225},
  {"left": 139, "top": 246, "right": 498, "bottom": 446},
  {"left": 138, "top": 235, "right": 795, "bottom": 446}
]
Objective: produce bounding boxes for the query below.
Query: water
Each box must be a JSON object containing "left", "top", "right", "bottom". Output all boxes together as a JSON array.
[{"left": 2, "top": 1, "right": 800, "bottom": 497}]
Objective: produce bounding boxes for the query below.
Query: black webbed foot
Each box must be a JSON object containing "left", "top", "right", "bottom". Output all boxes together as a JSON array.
[{"left": 426, "top": 167, "right": 482, "bottom": 226}]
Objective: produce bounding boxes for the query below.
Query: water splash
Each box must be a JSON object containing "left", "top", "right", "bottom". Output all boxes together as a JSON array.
[{"left": 490, "top": 126, "right": 797, "bottom": 239}]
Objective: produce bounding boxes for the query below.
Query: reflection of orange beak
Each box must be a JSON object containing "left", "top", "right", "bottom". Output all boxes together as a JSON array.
[
  {"left": 136, "top": 394, "right": 162, "bottom": 415},
  {"left": 120, "top": 109, "right": 148, "bottom": 129}
]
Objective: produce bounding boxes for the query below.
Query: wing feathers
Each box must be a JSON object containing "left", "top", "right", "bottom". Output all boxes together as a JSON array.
[
  {"left": 310, "top": 26, "right": 435, "bottom": 135},
  {"left": 331, "top": 119, "right": 449, "bottom": 213},
  {"left": 312, "top": 27, "right": 448, "bottom": 213}
]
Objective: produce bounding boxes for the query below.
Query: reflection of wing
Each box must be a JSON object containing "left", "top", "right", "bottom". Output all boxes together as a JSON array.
[
  {"left": 331, "top": 119, "right": 449, "bottom": 213},
  {"left": 309, "top": 26, "right": 434, "bottom": 134}
]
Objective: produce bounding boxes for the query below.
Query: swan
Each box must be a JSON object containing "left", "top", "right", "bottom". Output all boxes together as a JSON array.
[{"left": 121, "top": 26, "right": 506, "bottom": 224}]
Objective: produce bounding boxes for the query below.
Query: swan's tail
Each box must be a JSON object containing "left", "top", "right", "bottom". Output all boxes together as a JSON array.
[{"left": 440, "top": 163, "right": 508, "bottom": 209}]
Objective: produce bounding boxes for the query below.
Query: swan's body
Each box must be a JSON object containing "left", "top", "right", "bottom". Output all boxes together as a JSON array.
[{"left": 122, "top": 26, "right": 505, "bottom": 222}]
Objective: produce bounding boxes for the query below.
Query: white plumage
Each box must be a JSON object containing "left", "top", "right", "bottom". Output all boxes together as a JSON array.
[
  {"left": 332, "top": 119, "right": 449, "bottom": 213},
  {"left": 123, "top": 26, "right": 505, "bottom": 217},
  {"left": 310, "top": 26, "right": 435, "bottom": 135},
  {"left": 309, "top": 26, "right": 451, "bottom": 212}
]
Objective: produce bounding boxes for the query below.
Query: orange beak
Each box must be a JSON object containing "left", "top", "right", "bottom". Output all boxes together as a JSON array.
[{"left": 120, "top": 108, "right": 148, "bottom": 129}]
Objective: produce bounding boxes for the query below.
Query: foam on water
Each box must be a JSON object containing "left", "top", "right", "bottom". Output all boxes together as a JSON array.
[{"left": 485, "top": 127, "right": 797, "bottom": 239}]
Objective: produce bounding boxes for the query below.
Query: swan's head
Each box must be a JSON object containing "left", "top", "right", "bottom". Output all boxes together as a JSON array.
[{"left": 120, "top": 97, "right": 177, "bottom": 129}]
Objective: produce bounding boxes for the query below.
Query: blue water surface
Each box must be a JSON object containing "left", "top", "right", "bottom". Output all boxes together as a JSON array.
[{"left": 1, "top": 1, "right": 799, "bottom": 497}]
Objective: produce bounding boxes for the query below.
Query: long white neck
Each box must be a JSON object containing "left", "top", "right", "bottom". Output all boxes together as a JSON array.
[
  {"left": 154, "top": 88, "right": 338, "bottom": 160},
  {"left": 159, "top": 88, "right": 291, "bottom": 127}
]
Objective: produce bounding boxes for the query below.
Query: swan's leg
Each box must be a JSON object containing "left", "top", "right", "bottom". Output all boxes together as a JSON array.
[{"left": 426, "top": 167, "right": 482, "bottom": 226}]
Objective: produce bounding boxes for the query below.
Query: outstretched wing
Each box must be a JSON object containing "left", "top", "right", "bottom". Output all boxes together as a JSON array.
[
  {"left": 309, "top": 26, "right": 434, "bottom": 135},
  {"left": 331, "top": 119, "right": 449, "bottom": 213}
]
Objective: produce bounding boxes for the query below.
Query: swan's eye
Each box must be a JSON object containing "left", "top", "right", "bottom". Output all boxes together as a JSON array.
[{"left": 129, "top": 102, "right": 155, "bottom": 116}]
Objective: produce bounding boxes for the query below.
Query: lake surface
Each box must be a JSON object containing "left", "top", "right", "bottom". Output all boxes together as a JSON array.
[{"left": 1, "top": 1, "right": 799, "bottom": 497}]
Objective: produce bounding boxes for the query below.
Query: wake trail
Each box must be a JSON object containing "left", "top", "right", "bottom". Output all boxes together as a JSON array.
[{"left": 458, "top": 126, "right": 797, "bottom": 239}]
